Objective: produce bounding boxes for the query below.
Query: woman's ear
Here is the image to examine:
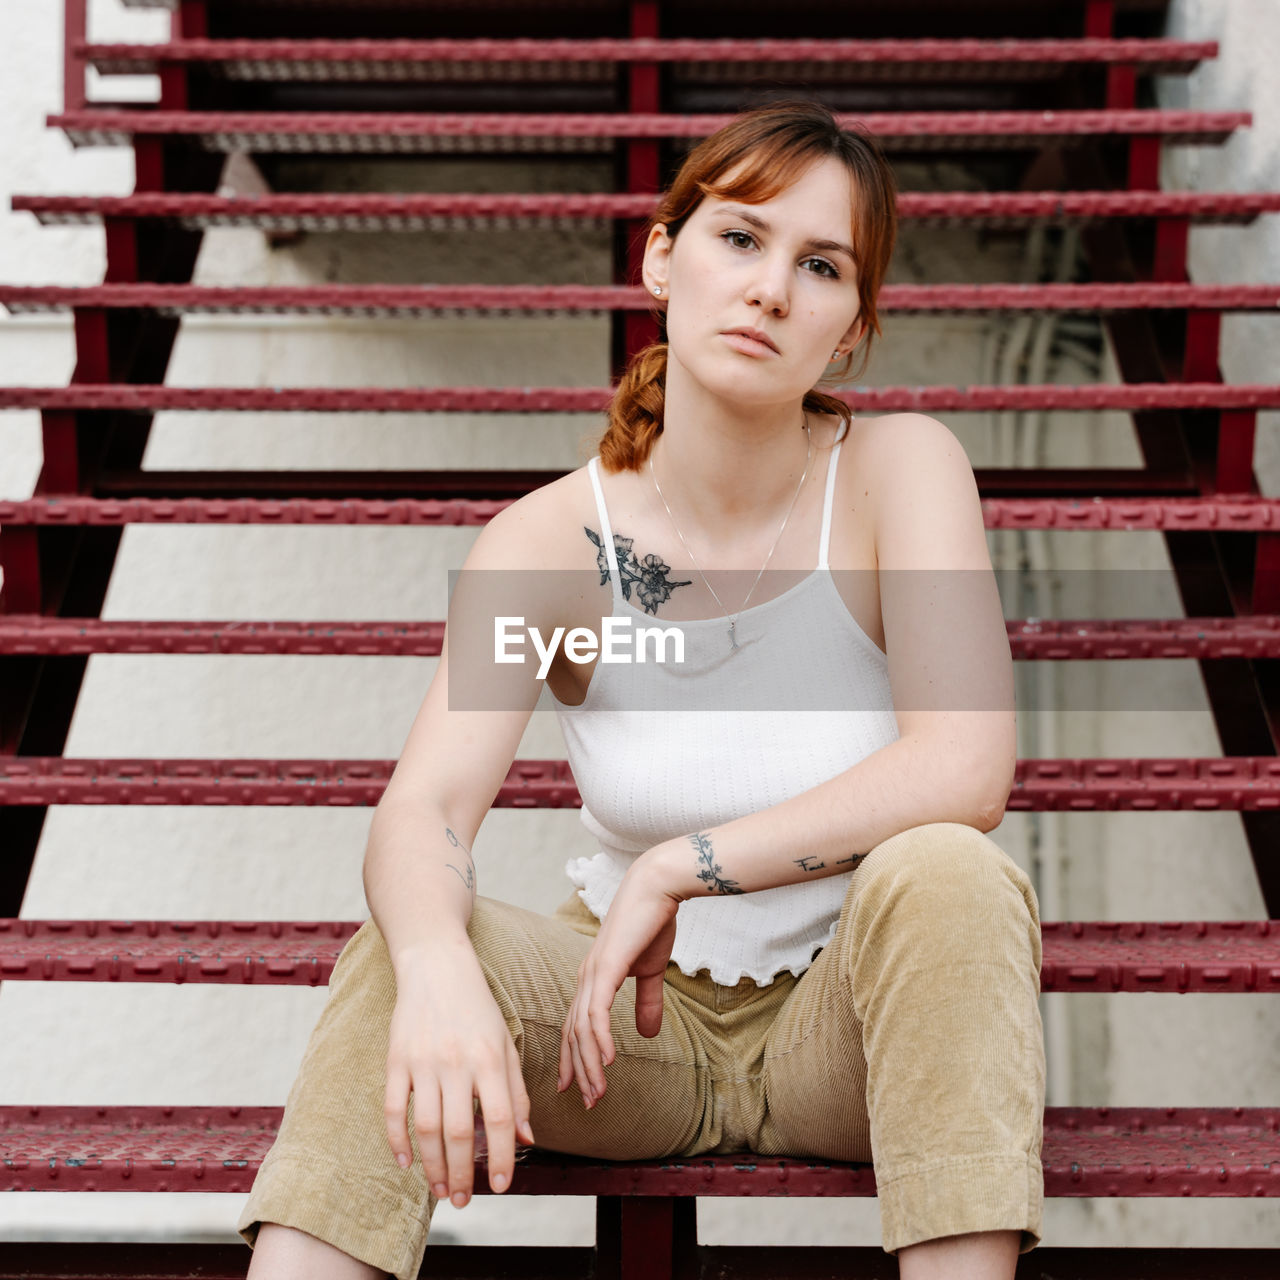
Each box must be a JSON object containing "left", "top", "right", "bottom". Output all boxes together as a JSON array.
[
  {"left": 643, "top": 222, "right": 672, "bottom": 295},
  {"left": 840, "top": 313, "right": 869, "bottom": 353}
]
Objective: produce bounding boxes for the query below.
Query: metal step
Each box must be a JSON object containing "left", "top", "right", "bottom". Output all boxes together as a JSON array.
[
  {"left": 45, "top": 109, "right": 1248, "bottom": 154},
  {"left": 3, "top": 1241, "right": 1279, "bottom": 1280},
  {"left": 1, "top": 916, "right": 1277, "bottom": 992},
  {"left": 62, "top": 466, "right": 1227, "bottom": 499},
  {"left": 5, "top": 616, "right": 1280, "bottom": 660},
  {"left": 80, "top": 36, "right": 1216, "bottom": 82},
  {"left": 5, "top": 282, "right": 1277, "bottom": 318},
  {"left": 15, "top": 190, "right": 1280, "bottom": 232},
  {"left": 3, "top": 755, "right": 1280, "bottom": 811},
  {"left": 3, "top": 494, "right": 1279, "bottom": 529},
  {"left": 3, "top": 1105, "right": 1278, "bottom": 1195},
  {"left": 4, "top": 382, "right": 1280, "bottom": 415}
]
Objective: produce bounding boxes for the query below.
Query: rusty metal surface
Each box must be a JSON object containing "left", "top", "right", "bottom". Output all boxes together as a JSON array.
[
  {"left": 3, "top": 1105, "right": 1278, "bottom": 1195},
  {"left": 5, "top": 755, "right": 1280, "bottom": 811},
  {"left": 7, "top": 616, "right": 1280, "bottom": 659},
  {"left": 44, "top": 109, "right": 1249, "bottom": 153},
  {"left": 14, "top": 191, "right": 1280, "bottom": 231},
  {"left": 5, "top": 382, "right": 1280, "bottom": 413},
  {"left": 5, "top": 281, "right": 1280, "bottom": 316},
  {"left": 0, "top": 915, "right": 1277, "bottom": 991},
  {"left": 7, "top": 494, "right": 1280, "bottom": 528}
]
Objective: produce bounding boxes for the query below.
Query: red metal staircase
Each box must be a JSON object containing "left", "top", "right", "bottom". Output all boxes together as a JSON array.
[{"left": 2, "top": 0, "right": 1279, "bottom": 1276}]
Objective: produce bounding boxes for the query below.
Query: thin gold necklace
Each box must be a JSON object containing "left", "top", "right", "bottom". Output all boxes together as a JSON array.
[{"left": 648, "top": 412, "right": 813, "bottom": 653}]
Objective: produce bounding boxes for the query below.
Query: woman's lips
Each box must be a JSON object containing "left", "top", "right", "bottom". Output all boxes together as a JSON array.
[{"left": 721, "top": 331, "right": 779, "bottom": 357}]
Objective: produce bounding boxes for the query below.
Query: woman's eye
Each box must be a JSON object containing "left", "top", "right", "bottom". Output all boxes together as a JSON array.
[
  {"left": 804, "top": 258, "right": 840, "bottom": 279},
  {"left": 720, "top": 231, "right": 839, "bottom": 279}
]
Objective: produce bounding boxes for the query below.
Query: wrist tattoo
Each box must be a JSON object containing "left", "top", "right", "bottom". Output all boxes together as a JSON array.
[
  {"left": 443, "top": 825, "right": 476, "bottom": 896},
  {"left": 690, "top": 831, "right": 742, "bottom": 895},
  {"left": 794, "top": 852, "right": 867, "bottom": 874}
]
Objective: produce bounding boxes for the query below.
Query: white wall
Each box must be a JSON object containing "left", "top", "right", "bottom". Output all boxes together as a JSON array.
[{"left": 0, "top": 0, "right": 1277, "bottom": 1257}]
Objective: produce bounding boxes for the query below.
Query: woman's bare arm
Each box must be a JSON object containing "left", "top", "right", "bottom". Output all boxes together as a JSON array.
[
  {"left": 362, "top": 490, "right": 571, "bottom": 1202},
  {"left": 361, "top": 489, "right": 566, "bottom": 968}
]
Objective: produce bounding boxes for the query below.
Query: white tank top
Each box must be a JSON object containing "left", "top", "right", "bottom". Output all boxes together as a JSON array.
[{"left": 548, "top": 419, "right": 900, "bottom": 986}]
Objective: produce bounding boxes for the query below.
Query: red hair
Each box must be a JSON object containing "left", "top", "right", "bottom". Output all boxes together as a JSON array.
[{"left": 597, "top": 99, "right": 898, "bottom": 474}]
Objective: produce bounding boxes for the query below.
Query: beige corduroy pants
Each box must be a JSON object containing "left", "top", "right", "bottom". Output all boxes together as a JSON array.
[{"left": 237, "top": 821, "right": 1046, "bottom": 1280}]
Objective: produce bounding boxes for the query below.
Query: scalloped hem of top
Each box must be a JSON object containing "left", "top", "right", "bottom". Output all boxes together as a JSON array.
[{"left": 563, "top": 855, "right": 840, "bottom": 989}]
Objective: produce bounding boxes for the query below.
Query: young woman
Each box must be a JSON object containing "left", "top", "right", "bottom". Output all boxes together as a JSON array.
[{"left": 238, "top": 98, "right": 1045, "bottom": 1280}]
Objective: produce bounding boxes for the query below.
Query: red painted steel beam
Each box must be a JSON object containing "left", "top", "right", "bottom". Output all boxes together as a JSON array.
[
  {"left": 617, "top": 1, "right": 660, "bottom": 369},
  {"left": 6, "top": 494, "right": 1280, "bottom": 529},
  {"left": 5, "top": 616, "right": 1280, "bottom": 660},
  {"left": 4, "top": 382, "right": 1280, "bottom": 415},
  {"left": 2, "top": 1105, "right": 1278, "bottom": 1195},
  {"left": 64, "top": 0, "right": 87, "bottom": 113},
  {"left": 5, "top": 282, "right": 1279, "bottom": 317},
  {"left": 4, "top": 756, "right": 1280, "bottom": 810},
  {"left": 45, "top": 109, "right": 1249, "bottom": 153},
  {"left": 78, "top": 37, "right": 1218, "bottom": 76},
  {"left": 15, "top": 191, "right": 1280, "bottom": 231},
  {"left": 1, "top": 916, "right": 1276, "bottom": 991}
]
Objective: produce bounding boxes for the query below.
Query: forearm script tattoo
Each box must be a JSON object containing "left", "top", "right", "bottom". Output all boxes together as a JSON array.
[
  {"left": 794, "top": 852, "right": 868, "bottom": 874},
  {"left": 689, "top": 831, "right": 743, "bottom": 895},
  {"left": 443, "top": 825, "right": 476, "bottom": 897}
]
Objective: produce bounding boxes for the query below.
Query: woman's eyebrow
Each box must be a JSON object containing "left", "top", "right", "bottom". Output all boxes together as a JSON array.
[{"left": 717, "top": 207, "right": 856, "bottom": 263}]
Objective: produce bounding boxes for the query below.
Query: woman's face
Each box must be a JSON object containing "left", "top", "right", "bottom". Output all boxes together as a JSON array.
[{"left": 644, "top": 153, "right": 867, "bottom": 408}]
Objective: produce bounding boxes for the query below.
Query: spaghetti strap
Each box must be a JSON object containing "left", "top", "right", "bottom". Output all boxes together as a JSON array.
[
  {"left": 817, "top": 418, "right": 852, "bottom": 571},
  {"left": 587, "top": 456, "right": 624, "bottom": 603}
]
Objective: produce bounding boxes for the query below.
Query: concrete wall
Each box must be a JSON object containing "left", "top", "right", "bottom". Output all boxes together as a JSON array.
[{"left": 0, "top": 0, "right": 1277, "bottom": 1256}]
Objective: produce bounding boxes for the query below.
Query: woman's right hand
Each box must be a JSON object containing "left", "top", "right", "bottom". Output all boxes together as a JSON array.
[{"left": 383, "top": 948, "right": 534, "bottom": 1208}]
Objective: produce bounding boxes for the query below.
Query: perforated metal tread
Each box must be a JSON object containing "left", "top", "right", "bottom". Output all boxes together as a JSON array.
[
  {"left": 6, "top": 281, "right": 1279, "bottom": 317},
  {"left": 5, "top": 382, "right": 1280, "bottom": 414},
  {"left": 46, "top": 109, "right": 1249, "bottom": 154},
  {"left": 15, "top": 190, "right": 1280, "bottom": 230},
  {"left": 5, "top": 1242, "right": 1280, "bottom": 1280},
  {"left": 80, "top": 36, "right": 1217, "bottom": 81},
  {"left": 2, "top": 1106, "right": 1277, "bottom": 1195},
  {"left": 3, "top": 755, "right": 1280, "bottom": 811},
  {"left": 5, "top": 494, "right": 1280, "bottom": 529},
  {"left": 1, "top": 917, "right": 1277, "bottom": 991},
  {"left": 6, "top": 616, "right": 1280, "bottom": 659}
]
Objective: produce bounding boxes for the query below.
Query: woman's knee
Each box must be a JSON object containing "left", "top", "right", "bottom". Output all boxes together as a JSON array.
[{"left": 848, "top": 822, "right": 1041, "bottom": 941}]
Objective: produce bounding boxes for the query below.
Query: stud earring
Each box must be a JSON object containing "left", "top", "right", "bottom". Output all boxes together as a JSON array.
[
  {"left": 832, "top": 349, "right": 841, "bottom": 360},
  {"left": 653, "top": 285, "right": 663, "bottom": 295}
]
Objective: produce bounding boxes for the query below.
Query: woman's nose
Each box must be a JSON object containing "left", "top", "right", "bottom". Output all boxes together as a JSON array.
[{"left": 744, "top": 259, "right": 790, "bottom": 315}]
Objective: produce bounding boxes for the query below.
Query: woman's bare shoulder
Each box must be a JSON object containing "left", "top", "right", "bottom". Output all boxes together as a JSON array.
[
  {"left": 845, "top": 411, "right": 971, "bottom": 483},
  {"left": 479, "top": 462, "right": 600, "bottom": 573}
]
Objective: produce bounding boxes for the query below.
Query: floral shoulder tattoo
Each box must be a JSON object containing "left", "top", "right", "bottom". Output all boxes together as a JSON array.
[{"left": 584, "top": 527, "right": 694, "bottom": 615}]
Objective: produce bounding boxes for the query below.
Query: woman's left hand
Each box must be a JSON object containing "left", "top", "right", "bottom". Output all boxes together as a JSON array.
[{"left": 557, "top": 847, "right": 683, "bottom": 1109}]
